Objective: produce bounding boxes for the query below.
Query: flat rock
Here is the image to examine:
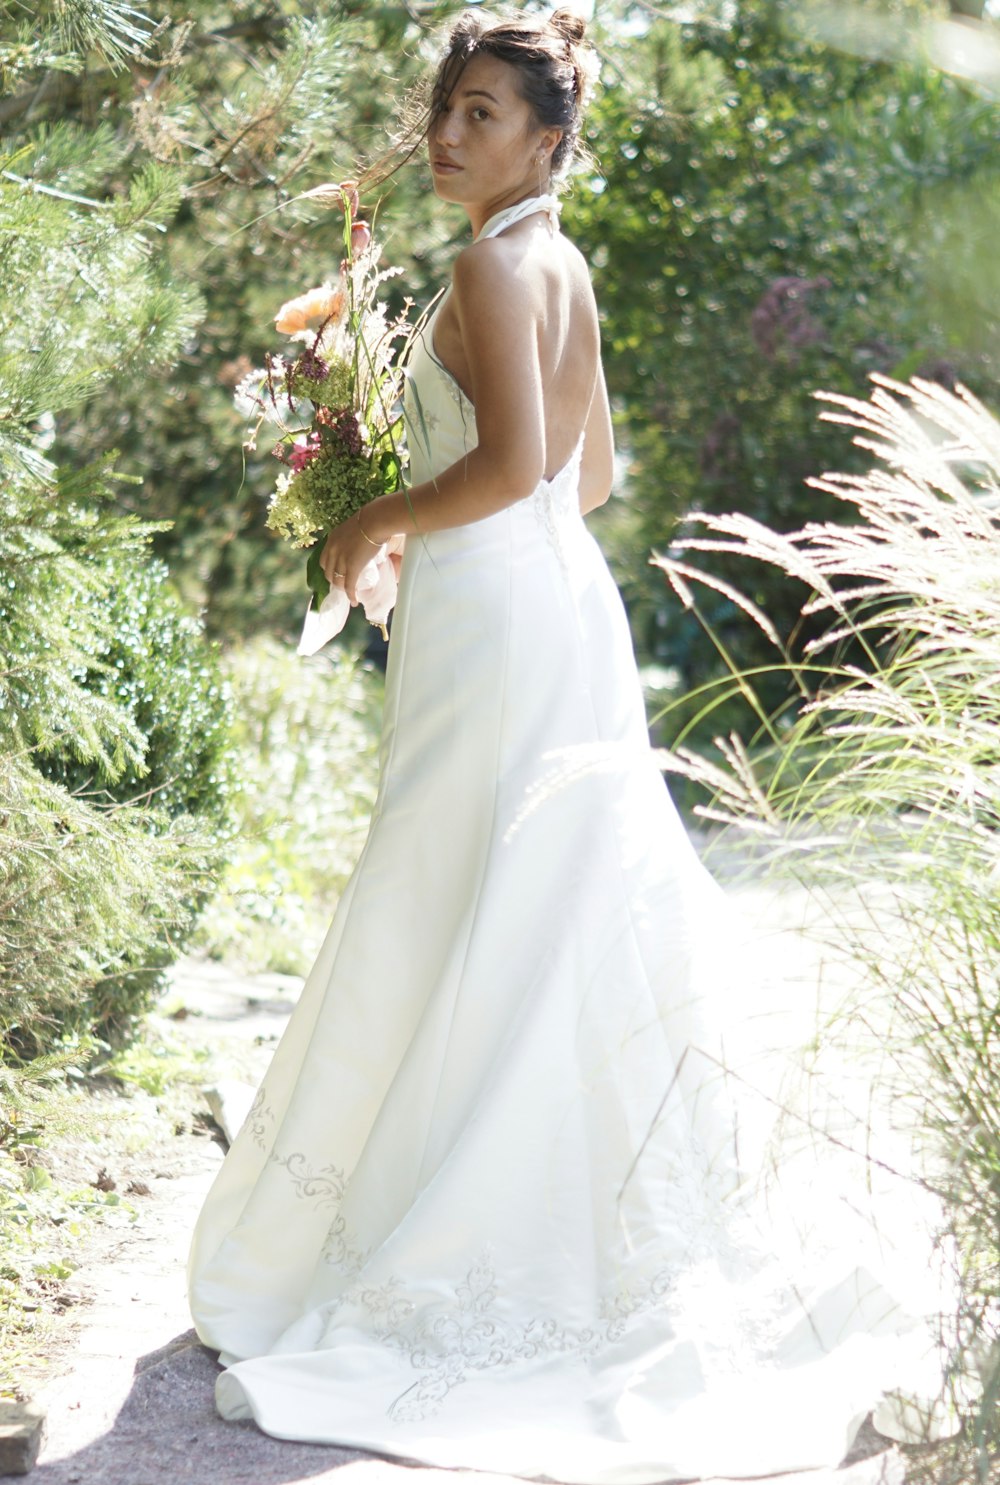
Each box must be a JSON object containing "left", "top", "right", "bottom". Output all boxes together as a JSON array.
[
  {"left": 0, "top": 1400, "right": 46, "bottom": 1476},
  {"left": 201, "top": 1080, "right": 258, "bottom": 1146}
]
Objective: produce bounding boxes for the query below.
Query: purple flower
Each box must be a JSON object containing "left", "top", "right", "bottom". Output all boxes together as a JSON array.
[
  {"left": 750, "top": 276, "right": 831, "bottom": 362},
  {"left": 298, "top": 345, "right": 329, "bottom": 383},
  {"left": 316, "top": 405, "right": 363, "bottom": 456}
]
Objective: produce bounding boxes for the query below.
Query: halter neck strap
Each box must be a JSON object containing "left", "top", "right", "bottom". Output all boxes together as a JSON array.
[{"left": 475, "top": 194, "right": 562, "bottom": 243}]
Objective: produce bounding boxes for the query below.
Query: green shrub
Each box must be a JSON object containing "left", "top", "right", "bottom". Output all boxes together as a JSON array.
[
  {"left": 0, "top": 754, "right": 221, "bottom": 1053},
  {"left": 0, "top": 0, "right": 238, "bottom": 1060},
  {"left": 36, "top": 555, "right": 236, "bottom": 834},
  {"left": 14, "top": 555, "right": 239, "bottom": 1041}
]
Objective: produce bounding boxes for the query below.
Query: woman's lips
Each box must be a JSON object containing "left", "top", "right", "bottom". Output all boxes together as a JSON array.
[{"left": 432, "top": 159, "right": 462, "bottom": 173}]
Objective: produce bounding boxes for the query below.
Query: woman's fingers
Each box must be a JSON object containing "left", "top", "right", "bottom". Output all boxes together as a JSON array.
[
  {"left": 321, "top": 544, "right": 352, "bottom": 596},
  {"left": 321, "top": 524, "right": 373, "bottom": 603},
  {"left": 320, "top": 534, "right": 342, "bottom": 586},
  {"left": 344, "top": 558, "right": 369, "bottom": 606}
]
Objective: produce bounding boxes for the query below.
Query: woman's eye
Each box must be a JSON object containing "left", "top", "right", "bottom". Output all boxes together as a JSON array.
[{"left": 471, "top": 107, "right": 490, "bottom": 121}]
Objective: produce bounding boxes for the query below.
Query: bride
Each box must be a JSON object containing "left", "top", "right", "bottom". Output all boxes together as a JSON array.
[{"left": 188, "top": 9, "right": 948, "bottom": 1481}]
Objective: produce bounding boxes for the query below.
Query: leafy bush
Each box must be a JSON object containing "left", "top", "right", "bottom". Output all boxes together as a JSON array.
[
  {"left": 0, "top": 755, "right": 221, "bottom": 1053},
  {"left": 195, "top": 636, "right": 381, "bottom": 976},
  {"left": 0, "top": 0, "right": 242, "bottom": 1056},
  {"left": 0, "top": 486, "right": 237, "bottom": 1049},
  {"left": 36, "top": 555, "right": 236, "bottom": 834},
  {"left": 567, "top": 5, "right": 1000, "bottom": 737}
]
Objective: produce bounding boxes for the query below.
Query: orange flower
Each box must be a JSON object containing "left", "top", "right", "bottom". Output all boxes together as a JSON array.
[
  {"left": 275, "top": 283, "right": 346, "bottom": 336},
  {"left": 351, "top": 221, "right": 372, "bottom": 255}
]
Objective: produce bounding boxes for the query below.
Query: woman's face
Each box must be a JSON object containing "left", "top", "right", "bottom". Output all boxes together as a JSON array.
[{"left": 428, "top": 53, "right": 559, "bottom": 209}]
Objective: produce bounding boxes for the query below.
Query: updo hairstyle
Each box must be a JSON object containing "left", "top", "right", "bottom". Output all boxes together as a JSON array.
[
  {"left": 361, "top": 8, "right": 598, "bottom": 191},
  {"left": 430, "top": 9, "right": 598, "bottom": 180}
]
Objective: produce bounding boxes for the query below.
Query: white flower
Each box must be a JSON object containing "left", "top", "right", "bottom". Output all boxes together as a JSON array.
[
  {"left": 233, "top": 367, "right": 268, "bottom": 419},
  {"left": 234, "top": 362, "right": 312, "bottom": 429}
]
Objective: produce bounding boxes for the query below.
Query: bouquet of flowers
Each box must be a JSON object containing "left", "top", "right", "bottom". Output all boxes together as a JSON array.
[{"left": 235, "top": 182, "right": 411, "bottom": 655}]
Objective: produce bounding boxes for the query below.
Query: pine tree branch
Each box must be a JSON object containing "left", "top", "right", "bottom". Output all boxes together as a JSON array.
[{"left": 0, "top": 13, "right": 290, "bottom": 128}]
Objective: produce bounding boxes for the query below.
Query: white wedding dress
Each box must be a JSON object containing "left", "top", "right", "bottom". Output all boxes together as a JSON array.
[{"left": 188, "top": 198, "right": 948, "bottom": 1482}]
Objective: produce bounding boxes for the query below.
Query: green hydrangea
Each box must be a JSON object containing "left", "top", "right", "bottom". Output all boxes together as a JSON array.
[
  {"left": 266, "top": 453, "right": 385, "bottom": 548},
  {"left": 287, "top": 357, "right": 353, "bottom": 411}
]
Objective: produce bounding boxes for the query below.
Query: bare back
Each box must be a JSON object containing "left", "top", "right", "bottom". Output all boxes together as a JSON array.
[{"left": 432, "top": 214, "right": 603, "bottom": 485}]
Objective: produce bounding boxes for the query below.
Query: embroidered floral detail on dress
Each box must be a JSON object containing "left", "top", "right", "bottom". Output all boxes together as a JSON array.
[
  {"left": 599, "top": 1266, "right": 677, "bottom": 1337},
  {"left": 270, "top": 1150, "right": 346, "bottom": 1208},
  {"left": 242, "top": 1086, "right": 274, "bottom": 1152},
  {"left": 320, "top": 1212, "right": 369, "bottom": 1277},
  {"left": 356, "top": 1276, "right": 417, "bottom": 1331},
  {"left": 436, "top": 370, "right": 470, "bottom": 413},
  {"left": 269, "top": 1149, "right": 370, "bottom": 1276},
  {"left": 331, "top": 1248, "right": 672, "bottom": 1425}
]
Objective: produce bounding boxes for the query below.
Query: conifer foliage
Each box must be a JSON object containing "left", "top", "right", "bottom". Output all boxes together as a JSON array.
[{"left": 0, "top": 0, "right": 234, "bottom": 1053}]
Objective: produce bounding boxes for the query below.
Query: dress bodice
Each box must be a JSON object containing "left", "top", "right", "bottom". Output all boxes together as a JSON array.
[
  {"left": 402, "top": 194, "right": 584, "bottom": 544},
  {"left": 403, "top": 290, "right": 478, "bottom": 487}
]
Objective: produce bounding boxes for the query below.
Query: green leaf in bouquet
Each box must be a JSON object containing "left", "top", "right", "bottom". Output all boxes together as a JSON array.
[
  {"left": 305, "top": 540, "right": 331, "bottom": 611},
  {"left": 379, "top": 449, "right": 403, "bottom": 494}
]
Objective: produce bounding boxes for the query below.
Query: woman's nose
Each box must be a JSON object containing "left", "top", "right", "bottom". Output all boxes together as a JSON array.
[{"left": 435, "top": 110, "right": 461, "bottom": 147}]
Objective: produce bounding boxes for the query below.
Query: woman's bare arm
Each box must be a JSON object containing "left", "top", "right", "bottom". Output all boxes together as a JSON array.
[{"left": 579, "top": 360, "right": 613, "bottom": 514}]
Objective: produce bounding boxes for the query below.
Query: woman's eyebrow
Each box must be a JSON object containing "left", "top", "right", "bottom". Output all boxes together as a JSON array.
[{"left": 460, "top": 89, "right": 500, "bottom": 103}]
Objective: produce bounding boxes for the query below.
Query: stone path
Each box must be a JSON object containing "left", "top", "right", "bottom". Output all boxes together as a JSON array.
[{"left": 27, "top": 949, "right": 906, "bottom": 1485}]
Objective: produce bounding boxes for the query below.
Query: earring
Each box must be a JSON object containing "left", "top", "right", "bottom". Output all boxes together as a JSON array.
[{"left": 536, "top": 153, "right": 546, "bottom": 195}]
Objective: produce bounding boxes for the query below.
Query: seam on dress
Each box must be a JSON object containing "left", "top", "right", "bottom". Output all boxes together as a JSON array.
[
  {"left": 369, "top": 545, "right": 416, "bottom": 826},
  {"left": 428, "top": 291, "right": 476, "bottom": 415},
  {"left": 412, "top": 509, "right": 513, "bottom": 1190}
]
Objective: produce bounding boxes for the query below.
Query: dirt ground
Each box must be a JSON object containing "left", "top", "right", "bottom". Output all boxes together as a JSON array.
[{"left": 21, "top": 951, "right": 910, "bottom": 1485}]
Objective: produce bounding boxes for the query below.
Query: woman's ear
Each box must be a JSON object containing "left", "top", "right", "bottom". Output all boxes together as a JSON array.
[{"left": 537, "top": 128, "right": 563, "bottom": 167}]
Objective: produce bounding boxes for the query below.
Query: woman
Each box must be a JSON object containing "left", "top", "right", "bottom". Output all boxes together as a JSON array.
[{"left": 189, "top": 11, "right": 946, "bottom": 1481}]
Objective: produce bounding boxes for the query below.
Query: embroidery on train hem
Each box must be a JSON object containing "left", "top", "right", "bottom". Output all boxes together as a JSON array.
[{"left": 316, "top": 1249, "right": 683, "bottom": 1425}]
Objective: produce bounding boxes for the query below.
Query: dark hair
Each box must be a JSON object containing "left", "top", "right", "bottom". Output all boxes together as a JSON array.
[
  {"left": 360, "top": 8, "right": 596, "bottom": 192},
  {"left": 431, "top": 9, "right": 595, "bottom": 179}
]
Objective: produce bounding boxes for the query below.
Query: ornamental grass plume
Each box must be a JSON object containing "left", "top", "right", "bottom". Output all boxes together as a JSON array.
[{"left": 653, "top": 373, "right": 1000, "bottom": 1480}]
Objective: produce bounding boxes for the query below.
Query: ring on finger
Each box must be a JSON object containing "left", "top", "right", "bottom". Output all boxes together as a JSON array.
[{"left": 332, "top": 570, "right": 346, "bottom": 579}]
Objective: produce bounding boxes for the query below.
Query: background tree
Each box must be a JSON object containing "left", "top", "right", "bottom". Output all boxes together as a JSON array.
[
  {"left": 568, "top": 0, "right": 1000, "bottom": 739},
  {"left": 33, "top": 0, "right": 996, "bottom": 742},
  {"left": 32, "top": 1, "right": 466, "bottom": 640}
]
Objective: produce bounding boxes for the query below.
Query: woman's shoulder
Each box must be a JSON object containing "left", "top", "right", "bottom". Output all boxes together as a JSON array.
[{"left": 450, "top": 225, "right": 590, "bottom": 308}]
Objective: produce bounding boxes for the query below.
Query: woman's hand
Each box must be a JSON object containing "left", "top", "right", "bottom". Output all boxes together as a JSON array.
[{"left": 320, "top": 511, "right": 383, "bottom": 604}]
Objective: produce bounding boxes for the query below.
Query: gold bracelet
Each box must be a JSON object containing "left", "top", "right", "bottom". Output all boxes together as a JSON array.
[{"left": 356, "top": 513, "right": 381, "bottom": 549}]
